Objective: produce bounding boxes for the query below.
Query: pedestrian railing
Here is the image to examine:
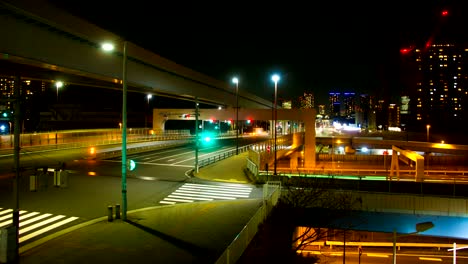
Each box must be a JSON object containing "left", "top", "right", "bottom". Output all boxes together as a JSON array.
[{"left": 197, "top": 145, "right": 252, "bottom": 169}]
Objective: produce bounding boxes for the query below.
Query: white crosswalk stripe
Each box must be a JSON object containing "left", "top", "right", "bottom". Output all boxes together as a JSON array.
[
  {"left": 0, "top": 208, "right": 79, "bottom": 244},
  {"left": 159, "top": 183, "right": 253, "bottom": 205}
]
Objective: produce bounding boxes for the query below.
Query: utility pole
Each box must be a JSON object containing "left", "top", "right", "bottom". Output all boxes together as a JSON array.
[
  {"left": 12, "top": 75, "right": 21, "bottom": 262},
  {"left": 195, "top": 97, "right": 199, "bottom": 173}
]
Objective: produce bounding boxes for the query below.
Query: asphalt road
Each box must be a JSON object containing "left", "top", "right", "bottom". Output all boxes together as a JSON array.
[{"left": 0, "top": 137, "right": 265, "bottom": 250}]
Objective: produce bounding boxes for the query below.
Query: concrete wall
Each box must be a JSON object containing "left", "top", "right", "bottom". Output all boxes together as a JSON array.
[{"left": 336, "top": 190, "right": 468, "bottom": 217}]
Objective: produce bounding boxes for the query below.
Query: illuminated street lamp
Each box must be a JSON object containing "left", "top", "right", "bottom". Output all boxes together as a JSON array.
[
  {"left": 146, "top": 94, "right": 152, "bottom": 129},
  {"left": 272, "top": 74, "right": 280, "bottom": 175},
  {"left": 55, "top": 81, "right": 63, "bottom": 101},
  {"left": 101, "top": 40, "right": 128, "bottom": 221},
  {"left": 426, "top": 124, "right": 431, "bottom": 142},
  {"left": 232, "top": 77, "right": 239, "bottom": 155}
]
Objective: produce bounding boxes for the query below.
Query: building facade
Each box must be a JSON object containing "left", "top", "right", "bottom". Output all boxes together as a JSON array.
[{"left": 401, "top": 44, "right": 468, "bottom": 133}]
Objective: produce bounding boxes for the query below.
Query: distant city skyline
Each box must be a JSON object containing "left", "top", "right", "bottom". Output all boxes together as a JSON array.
[{"left": 2, "top": 0, "right": 468, "bottom": 135}]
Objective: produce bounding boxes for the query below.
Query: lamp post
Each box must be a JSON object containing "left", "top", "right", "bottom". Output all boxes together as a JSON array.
[
  {"left": 272, "top": 74, "right": 280, "bottom": 175},
  {"left": 232, "top": 77, "right": 239, "bottom": 155},
  {"left": 102, "top": 40, "right": 128, "bottom": 221},
  {"left": 195, "top": 98, "right": 199, "bottom": 173},
  {"left": 55, "top": 81, "right": 63, "bottom": 101},
  {"left": 393, "top": 221, "right": 434, "bottom": 264},
  {"left": 145, "top": 94, "right": 152, "bottom": 129},
  {"left": 426, "top": 124, "right": 430, "bottom": 142}
]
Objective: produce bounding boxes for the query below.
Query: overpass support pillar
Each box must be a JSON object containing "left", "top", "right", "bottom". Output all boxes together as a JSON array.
[
  {"left": 152, "top": 109, "right": 166, "bottom": 133},
  {"left": 389, "top": 151, "right": 400, "bottom": 181},
  {"left": 290, "top": 152, "right": 299, "bottom": 170},
  {"left": 303, "top": 119, "right": 316, "bottom": 168}
]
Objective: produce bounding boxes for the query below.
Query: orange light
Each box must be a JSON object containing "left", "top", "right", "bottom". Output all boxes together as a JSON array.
[{"left": 89, "top": 147, "right": 95, "bottom": 155}]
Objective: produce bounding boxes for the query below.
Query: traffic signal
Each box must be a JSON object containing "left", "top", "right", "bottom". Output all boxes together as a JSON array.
[
  {"left": 0, "top": 111, "right": 11, "bottom": 120},
  {"left": 127, "top": 159, "right": 136, "bottom": 171},
  {"left": 199, "top": 131, "right": 215, "bottom": 146}
]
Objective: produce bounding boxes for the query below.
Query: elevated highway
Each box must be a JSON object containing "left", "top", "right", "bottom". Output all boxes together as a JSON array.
[
  {"left": 0, "top": 0, "right": 271, "bottom": 109},
  {"left": 316, "top": 136, "right": 468, "bottom": 156}
]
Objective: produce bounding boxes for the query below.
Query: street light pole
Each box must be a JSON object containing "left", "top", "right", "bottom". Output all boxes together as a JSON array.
[
  {"left": 12, "top": 75, "right": 21, "bottom": 262},
  {"left": 195, "top": 97, "right": 199, "bottom": 173},
  {"left": 145, "top": 94, "right": 152, "bottom": 130},
  {"left": 121, "top": 40, "right": 128, "bottom": 221},
  {"left": 55, "top": 81, "right": 63, "bottom": 101},
  {"left": 426, "top": 124, "right": 430, "bottom": 142},
  {"left": 232, "top": 77, "right": 239, "bottom": 155},
  {"left": 272, "top": 74, "right": 280, "bottom": 175},
  {"left": 393, "top": 221, "right": 434, "bottom": 264},
  {"left": 101, "top": 40, "right": 128, "bottom": 220}
]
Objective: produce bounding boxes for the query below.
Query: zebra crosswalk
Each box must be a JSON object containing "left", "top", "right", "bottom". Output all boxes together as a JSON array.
[
  {"left": 159, "top": 182, "right": 253, "bottom": 205},
  {"left": 0, "top": 208, "right": 79, "bottom": 244}
]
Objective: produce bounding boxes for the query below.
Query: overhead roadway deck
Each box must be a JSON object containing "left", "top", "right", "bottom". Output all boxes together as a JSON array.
[{"left": 0, "top": 0, "right": 272, "bottom": 109}]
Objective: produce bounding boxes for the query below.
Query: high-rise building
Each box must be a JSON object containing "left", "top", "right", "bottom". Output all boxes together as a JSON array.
[
  {"left": 413, "top": 44, "right": 467, "bottom": 131},
  {"left": 0, "top": 77, "right": 15, "bottom": 110},
  {"left": 282, "top": 100, "right": 292, "bottom": 109},
  {"left": 398, "top": 9, "right": 468, "bottom": 133},
  {"left": 0, "top": 77, "right": 51, "bottom": 132},
  {"left": 298, "top": 92, "right": 314, "bottom": 109},
  {"left": 328, "top": 92, "right": 340, "bottom": 117},
  {"left": 317, "top": 104, "right": 326, "bottom": 115},
  {"left": 343, "top": 92, "right": 356, "bottom": 117},
  {"left": 401, "top": 44, "right": 468, "bottom": 133},
  {"left": 388, "top": 103, "right": 400, "bottom": 128},
  {"left": 374, "top": 99, "right": 388, "bottom": 130},
  {"left": 355, "top": 94, "right": 375, "bottom": 130}
]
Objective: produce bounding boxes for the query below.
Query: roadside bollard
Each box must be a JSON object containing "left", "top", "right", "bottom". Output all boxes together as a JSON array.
[
  {"left": 107, "top": 206, "right": 113, "bottom": 222},
  {"left": 115, "top": 204, "right": 121, "bottom": 219}
]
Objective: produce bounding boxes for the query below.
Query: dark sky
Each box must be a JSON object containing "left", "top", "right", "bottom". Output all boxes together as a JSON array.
[{"left": 48, "top": 0, "right": 467, "bottom": 106}]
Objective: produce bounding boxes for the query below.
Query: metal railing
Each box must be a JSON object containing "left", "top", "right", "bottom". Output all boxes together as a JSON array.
[
  {"left": 197, "top": 144, "right": 254, "bottom": 169},
  {"left": 0, "top": 128, "right": 191, "bottom": 149},
  {"left": 0, "top": 129, "right": 193, "bottom": 156}
]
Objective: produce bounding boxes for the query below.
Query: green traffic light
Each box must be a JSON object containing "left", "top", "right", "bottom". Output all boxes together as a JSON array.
[{"left": 128, "top": 160, "right": 136, "bottom": 171}]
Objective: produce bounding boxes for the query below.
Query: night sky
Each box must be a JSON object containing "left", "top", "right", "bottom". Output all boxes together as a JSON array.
[{"left": 47, "top": 0, "right": 467, "bottom": 106}]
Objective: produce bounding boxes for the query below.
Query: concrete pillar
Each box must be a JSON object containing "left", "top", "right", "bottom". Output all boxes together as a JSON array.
[
  {"left": 290, "top": 152, "right": 299, "bottom": 169},
  {"left": 303, "top": 118, "right": 316, "bottom": 168},
  {"left": 152, "top": 109, "right": 166, "bottom": 132}
]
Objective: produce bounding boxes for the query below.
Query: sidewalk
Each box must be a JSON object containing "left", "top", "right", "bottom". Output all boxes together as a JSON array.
[
  {"left": 194, "top": 151, "right": 251, "bottom": 183},
  {"left": 18, "top": 152, "right": 259, "bottom": 264}
]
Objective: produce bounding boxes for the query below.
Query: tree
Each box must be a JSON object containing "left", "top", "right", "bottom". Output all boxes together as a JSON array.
[{"left": 238, "top": 177, "right": 362, "bottom": 263}]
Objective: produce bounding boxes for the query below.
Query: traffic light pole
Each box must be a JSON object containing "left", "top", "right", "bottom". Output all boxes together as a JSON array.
[
  {"left": 121, "top": 40, "right": 128, "bottom": 221},
  {"left": 12, "top": 75, "right": 21, "bottom": 262},
  {"left": 194, "top": 97, "right": 199, "bottom": 173}
]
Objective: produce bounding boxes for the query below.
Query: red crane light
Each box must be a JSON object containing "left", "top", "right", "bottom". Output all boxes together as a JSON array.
[
  {"left": 400, "top": 47, "right": 413, "bottom": 55},
  {"left": 442, "top": 10, "right": 448, "bottom": 16}
]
